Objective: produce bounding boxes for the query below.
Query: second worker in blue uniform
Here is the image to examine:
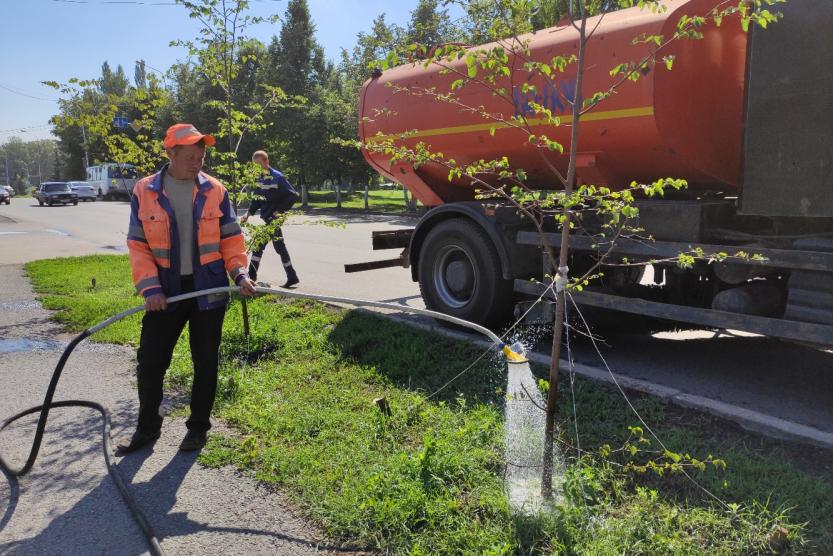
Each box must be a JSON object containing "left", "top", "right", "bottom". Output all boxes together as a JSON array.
[{"left": 241, "top": 150, "right": 300, "bottom": 288}]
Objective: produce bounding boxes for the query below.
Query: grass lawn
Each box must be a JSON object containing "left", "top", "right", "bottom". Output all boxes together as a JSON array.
[
  {"left": 26, "top": 254, "right": 833, "bottom": 554},
  {"left": 305, "top": 188, "right": 414, "bottom": 212}
]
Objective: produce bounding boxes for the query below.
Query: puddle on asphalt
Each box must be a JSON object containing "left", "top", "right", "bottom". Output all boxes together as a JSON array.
[
  {"left": 0, "top": 301, "right": 40, "bottom": 311},
  {"left": 0, "top": 337, "right": 129, "bottom": 355},
  {"left": 0, "top": 338, "right": 63, "bottom": 353},
  {"left": 45, "top": 228, "right": 71, "bottom": 237},
  {"left": 102, "top": 245, "right": 129, "bottom": 252}
]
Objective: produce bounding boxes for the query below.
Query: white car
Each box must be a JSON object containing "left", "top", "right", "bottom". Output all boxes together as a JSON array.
[{"left": 68, "top": 181, "right": 97, "bottom": 202}]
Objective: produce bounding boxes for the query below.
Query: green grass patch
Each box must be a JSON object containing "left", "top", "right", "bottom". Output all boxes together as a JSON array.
[
  {"left": 25, "top": 254, "right": 833, "bottom": 554},
  {"left": 306, "top": 189, "right": 413, "bottom": 212},
  {"left": 26, "top": 255, "right": 144, "bottom": 344}
]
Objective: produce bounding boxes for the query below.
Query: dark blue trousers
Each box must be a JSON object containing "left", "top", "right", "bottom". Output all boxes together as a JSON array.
[{"left": 248, "top": 225, "right": 297, "bottom": 282}]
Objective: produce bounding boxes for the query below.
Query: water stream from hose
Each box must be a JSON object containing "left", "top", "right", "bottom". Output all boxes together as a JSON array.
[{"left": 502, "top": 343, "right": 563, "bottom": 513}]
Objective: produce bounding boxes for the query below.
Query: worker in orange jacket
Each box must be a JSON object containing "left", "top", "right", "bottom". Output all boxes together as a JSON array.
[{"left": 121, "top": 123, "right": 257, "bottom": 454}]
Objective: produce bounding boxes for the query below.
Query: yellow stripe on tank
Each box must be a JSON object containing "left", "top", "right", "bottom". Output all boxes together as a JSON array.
[{"left": 366, "top": 106, "right": 654, "bottom": 144}]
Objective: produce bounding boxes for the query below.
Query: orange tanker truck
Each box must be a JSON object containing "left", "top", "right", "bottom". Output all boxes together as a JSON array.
[{"left": 349, "top": 0, "right": 833, "bottom": 346}]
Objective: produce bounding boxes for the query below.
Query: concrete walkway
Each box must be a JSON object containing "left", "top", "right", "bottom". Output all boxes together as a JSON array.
[{"left": 0, "top": 264, "right": 350, "bottom": 555}]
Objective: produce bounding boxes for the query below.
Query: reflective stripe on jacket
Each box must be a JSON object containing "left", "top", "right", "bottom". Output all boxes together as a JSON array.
[
  {"left": 126, "top": 164, "right": 248, "bottom": 311},
  {"left": 248, "top": 167, "right": 298, "bottom": 222}
]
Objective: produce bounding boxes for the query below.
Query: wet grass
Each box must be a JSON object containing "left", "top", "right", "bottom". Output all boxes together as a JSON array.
[{"left": 25, "top": 254, "right": 833, "bottom": 554}]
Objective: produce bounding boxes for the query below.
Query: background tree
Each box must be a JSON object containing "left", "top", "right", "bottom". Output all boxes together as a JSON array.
[
  {"left": 100, "top": 61, "right": 130, "bottom": 97},
  {"left": 134, "top": 60, "right": 149, "bottom": 90},
  {"left": 406, "top": 0, "right": 454, "bottom": 50},
  {"left": 261, "top": 0, "right": 327, "bottom": 201},
  {"left": 0, "top": 138, "right": 61, "bottom": 192}
]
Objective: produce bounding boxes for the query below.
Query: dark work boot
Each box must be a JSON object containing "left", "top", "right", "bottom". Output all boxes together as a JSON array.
[
  {"left": 116, "top": 429, "right": 161, "bottom": 455},
  {"left": 179, "top": 429, "right": 207, "bottom": 451},
  {"left": 282, "top": 265, "right": 299, "bottom": 288}
]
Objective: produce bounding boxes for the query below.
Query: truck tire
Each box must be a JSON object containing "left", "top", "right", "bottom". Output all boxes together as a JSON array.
[{"left": 418, "top": 218, "right": 513, "bottom": 328}]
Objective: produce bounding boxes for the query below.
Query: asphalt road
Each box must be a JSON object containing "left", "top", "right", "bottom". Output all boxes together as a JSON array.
[{"left": 1, "top": 196, "right": 831, "bottom": 441}]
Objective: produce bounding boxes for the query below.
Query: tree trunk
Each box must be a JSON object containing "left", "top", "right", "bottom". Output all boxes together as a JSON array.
[
  {"left": 364, "top": 184, "right": 369, "bottom": 210},
  {"left": 541, "top": 5, "right": 588, "bottom": 499}
]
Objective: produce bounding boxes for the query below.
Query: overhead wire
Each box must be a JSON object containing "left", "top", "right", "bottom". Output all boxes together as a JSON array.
[
  {"left": 0, "top": 83, "right": 60, "bottom": 102},
  {"left": 0, "top": 124, "right": 53, "bottom": 137}
]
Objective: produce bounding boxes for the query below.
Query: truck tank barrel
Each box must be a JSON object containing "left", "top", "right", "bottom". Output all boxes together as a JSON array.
[{"left": 359, "top": 0, "right": 748, "bottom": 206}]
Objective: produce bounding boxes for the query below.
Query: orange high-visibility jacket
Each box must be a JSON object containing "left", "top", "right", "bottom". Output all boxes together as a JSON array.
[{"left": 126, "top": 165, "right": 248, "bottom": 310}]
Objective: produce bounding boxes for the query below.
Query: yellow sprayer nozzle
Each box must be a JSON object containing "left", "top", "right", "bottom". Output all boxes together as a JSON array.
[{"left": 502, "top": 344, "right": 529, "bottom": 364}]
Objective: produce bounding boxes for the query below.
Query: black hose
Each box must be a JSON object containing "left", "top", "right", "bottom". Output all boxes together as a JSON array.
[
  {"left": 0, "top": 329, "right": 165, "bottom": 556},
  {"left": 0, "top": 285, "right": 519, "bottom": 556}
]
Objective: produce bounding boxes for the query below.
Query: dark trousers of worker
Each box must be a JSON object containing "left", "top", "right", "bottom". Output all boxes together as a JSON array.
[
  {"left": 248, "top": 226, "right": 297, "bottom": 282},
  {"left": 136, "top": 276, "right": 226, "bottom": 434}
]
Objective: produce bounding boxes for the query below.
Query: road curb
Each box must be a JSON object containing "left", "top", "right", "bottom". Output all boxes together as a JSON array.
[
  {"left": 671, "top": 393, "right": 833, "bottom": 449},
  {"left": 376, "top": 311, "right": 833, "bottom": 450}
]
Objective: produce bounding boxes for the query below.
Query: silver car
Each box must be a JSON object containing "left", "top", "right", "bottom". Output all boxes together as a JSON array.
[{"left": 68, "top": 181, "right": 97, "bottom": 202}]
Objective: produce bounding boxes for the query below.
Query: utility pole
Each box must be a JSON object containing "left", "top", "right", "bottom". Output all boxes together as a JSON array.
[
  {"left": 80, "top": 125, "right": 90, "bottom": 169},
  {"left": 3, "top": 149, "right": 9, "bottom": 185}
]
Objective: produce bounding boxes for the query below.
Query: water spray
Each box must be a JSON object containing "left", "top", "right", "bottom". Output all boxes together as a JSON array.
[{"left": 0, "top": 285, "right": 527, "bottom": 556}]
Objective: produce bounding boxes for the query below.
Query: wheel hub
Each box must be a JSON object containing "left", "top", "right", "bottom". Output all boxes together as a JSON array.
[
  {"left": 445, "top": 260, "right": 474, "bottom": 294},
  {"left": 433, "top": 245, "right": 478, "bottom": 309}
]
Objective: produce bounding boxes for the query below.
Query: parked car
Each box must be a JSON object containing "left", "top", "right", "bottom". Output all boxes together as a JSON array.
[
  {"left": 68, "top": 181, "right": 97, "bottom": 202},
  {"left": 1, "top": 185, "right": 14, "bottom": 198},
  {"left": 36, "top": 182, "right": 78, "bottom": 206},
  {"left": 0, "top": 187, "right": 9, "bottom": 205}
]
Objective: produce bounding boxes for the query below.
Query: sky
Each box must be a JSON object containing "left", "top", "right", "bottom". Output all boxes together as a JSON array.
[{"left": 0, "top": 0, "right": 463, "bottom": 144}]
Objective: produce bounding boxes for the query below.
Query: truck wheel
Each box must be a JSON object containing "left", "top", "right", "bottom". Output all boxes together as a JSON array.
[{"left": 418, "top": 219, "right": 513, "bottom": 328}]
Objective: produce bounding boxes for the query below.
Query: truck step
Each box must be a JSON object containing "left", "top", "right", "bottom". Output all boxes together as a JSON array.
[{"left": 784, "top": 239, "right": 833, "bottom": 325}]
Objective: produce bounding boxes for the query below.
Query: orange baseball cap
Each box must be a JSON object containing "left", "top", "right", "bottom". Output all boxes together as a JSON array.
[{"left": 163, "top": 123, "right": 216, "bottom": 149}]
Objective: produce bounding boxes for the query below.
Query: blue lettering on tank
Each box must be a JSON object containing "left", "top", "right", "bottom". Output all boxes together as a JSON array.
[{"left": 513, "top": 78, "right": 577, "bottom": 118}]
